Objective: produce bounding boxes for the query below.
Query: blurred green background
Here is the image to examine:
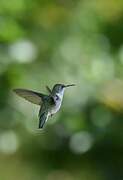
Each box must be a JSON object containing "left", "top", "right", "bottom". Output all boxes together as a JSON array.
[{"left": 1, "top": 0, "right": 123, "bottom": 179}]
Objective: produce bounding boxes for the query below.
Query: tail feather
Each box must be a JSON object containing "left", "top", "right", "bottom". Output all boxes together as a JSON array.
[{"left": 39, "top": 111, "right": 48, "bottom": 129}]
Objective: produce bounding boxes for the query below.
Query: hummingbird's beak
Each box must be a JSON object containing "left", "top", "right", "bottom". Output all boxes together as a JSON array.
[{"left": 64, "top": 84, "right": 76, "bottom": 88}]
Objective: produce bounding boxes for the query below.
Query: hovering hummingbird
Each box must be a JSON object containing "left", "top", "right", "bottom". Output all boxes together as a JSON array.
[{"left": 13, "top": 84, "right": 75, "bottom": 129}]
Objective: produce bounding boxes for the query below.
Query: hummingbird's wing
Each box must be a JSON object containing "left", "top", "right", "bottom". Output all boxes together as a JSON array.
[
  {"left": 46, "top": 86, "right": 52, "bottom": 94},
  {"left": 13, "top": 89, "right": 47, "bottom": 105},
  {"left": 46, "top": 86, "right": 58, "bottom": 105}
]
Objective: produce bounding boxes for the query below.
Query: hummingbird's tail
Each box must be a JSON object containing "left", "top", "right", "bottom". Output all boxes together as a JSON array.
[{"left": 38, "top": 110, "right": 48, "bottom": 129}]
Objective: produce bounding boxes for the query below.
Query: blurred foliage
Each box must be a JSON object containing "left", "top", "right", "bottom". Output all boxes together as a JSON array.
[{"left": 0, "top": 0, "right": 123, "bottom": 179}]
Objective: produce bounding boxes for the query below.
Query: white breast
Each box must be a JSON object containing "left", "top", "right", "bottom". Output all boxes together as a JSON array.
[
  {"left": 49, "top": 92, "right": 64, "bottom": 116},
  {"left": 50, "top": 100, "right": 61, "bottom": 115}
]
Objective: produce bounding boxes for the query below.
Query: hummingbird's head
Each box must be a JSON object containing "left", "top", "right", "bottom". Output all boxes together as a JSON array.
[{"left": 52, "top": 84, "right": 75, "bottom": 99}]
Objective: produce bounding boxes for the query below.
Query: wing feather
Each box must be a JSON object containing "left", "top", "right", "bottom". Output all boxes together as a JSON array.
[
  {"left": 46, "top": 86, "right": 52, "bottom": 94},
  {"left": 13, "top": 88, "right": 46, "bottom": 105}
]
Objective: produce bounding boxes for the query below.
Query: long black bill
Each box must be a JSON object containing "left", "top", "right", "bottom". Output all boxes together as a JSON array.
[{"left": 64, "top": 84, "right": 76, "bottom": 88}]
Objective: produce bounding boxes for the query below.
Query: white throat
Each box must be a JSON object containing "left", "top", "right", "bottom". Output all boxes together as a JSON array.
[{"left": 56, "top": 89, "right": 65, "bottom": 100}]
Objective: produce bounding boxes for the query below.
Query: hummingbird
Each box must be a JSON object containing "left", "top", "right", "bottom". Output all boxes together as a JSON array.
[{"left": 13, "top": 84, "right": 75, "bottom": 129}]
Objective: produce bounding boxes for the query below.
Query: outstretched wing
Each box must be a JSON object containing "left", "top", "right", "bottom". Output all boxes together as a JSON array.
[
  {"left": 46, "top": 85, "right": 52, "bottom": 94},
  {"left": 46, "top": 85, "right": 57, "bottom": 105},
  {"left": 13, "top": 89, "right": 47, "bottom": 105}
]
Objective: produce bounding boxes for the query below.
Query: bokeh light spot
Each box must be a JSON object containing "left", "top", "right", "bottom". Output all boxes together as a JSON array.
[
  {"left": 0, "top": 131, "right": 19, "bottom": 154},
  {"left": 69, "top": 131, "right": 93, "bottom": 154},
  {"left": 8, "top": 39, "right": 38, "bottom": 63}
]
